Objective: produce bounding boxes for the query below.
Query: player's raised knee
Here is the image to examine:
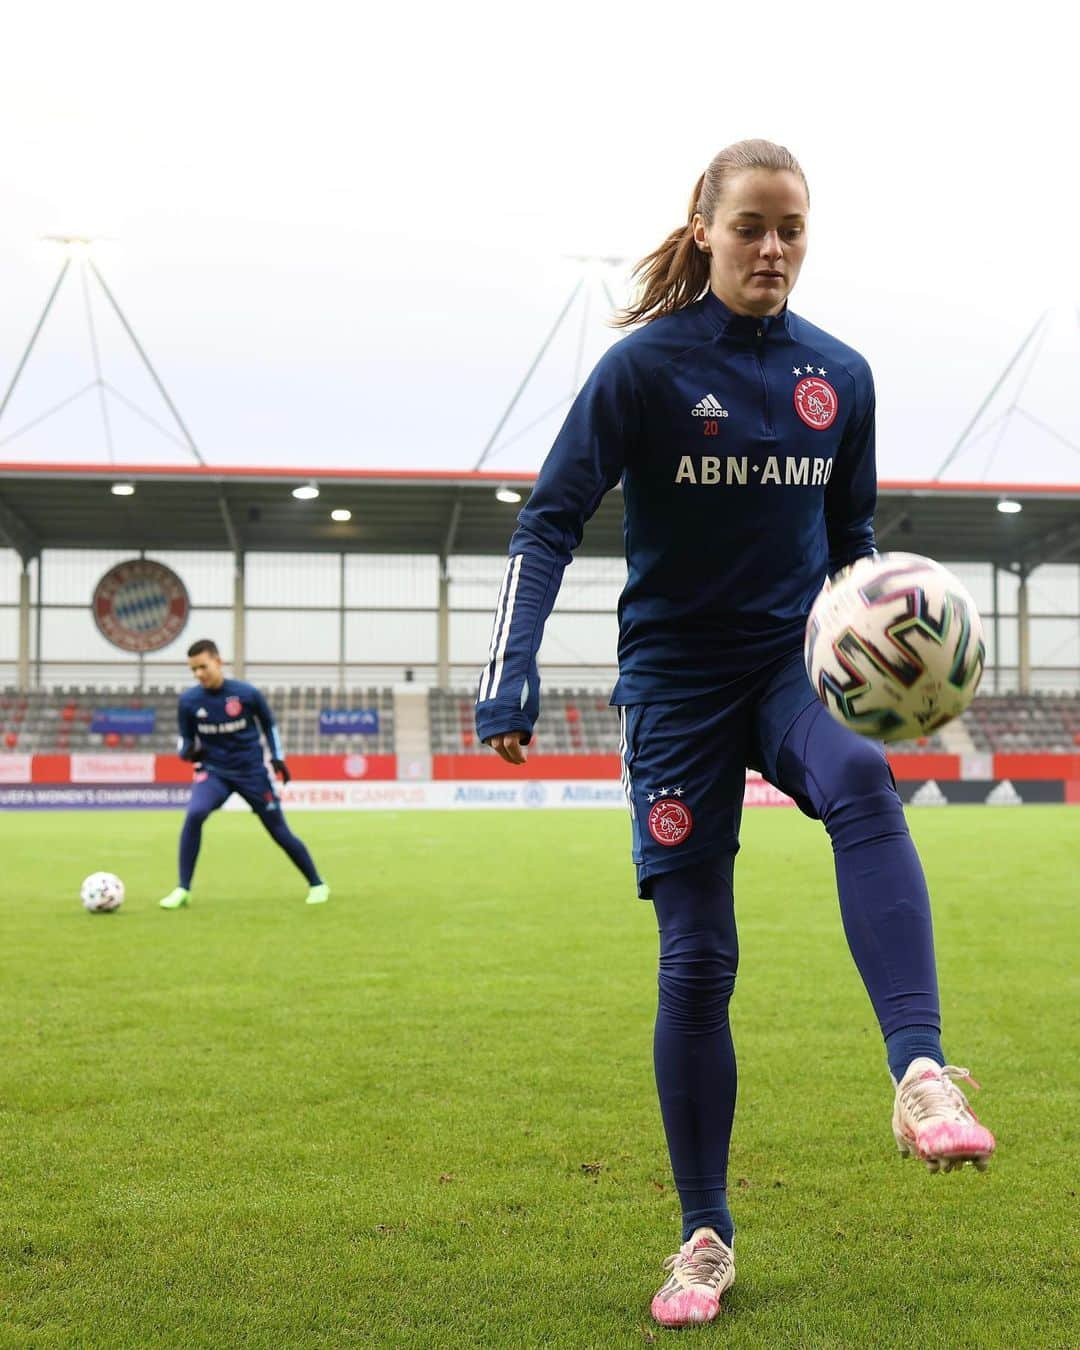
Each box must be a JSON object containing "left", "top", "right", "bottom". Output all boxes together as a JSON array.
[{"left": 832, "top": 735, "right": 896, "bottom": 800}]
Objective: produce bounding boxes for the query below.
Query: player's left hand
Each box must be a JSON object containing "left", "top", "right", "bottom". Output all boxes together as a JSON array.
[{"left": 271, "top": 758, "right": 292, "bottom": 784}]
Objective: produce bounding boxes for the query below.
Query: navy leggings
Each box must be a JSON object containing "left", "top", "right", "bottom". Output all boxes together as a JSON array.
[
  {"left": 179, "top": 771, "right": 321, "bottom": 889},
  {"left": 652, "top": 698, "right": 940, "bottom": 1244}
]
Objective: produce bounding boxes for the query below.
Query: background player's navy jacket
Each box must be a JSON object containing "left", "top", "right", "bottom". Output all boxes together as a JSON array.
[
  {"left": 476, "top": 293, "right": 877, "bottom": 744},
  {"left": 177, "top": 679, "right": 284, "bottom": 777}
]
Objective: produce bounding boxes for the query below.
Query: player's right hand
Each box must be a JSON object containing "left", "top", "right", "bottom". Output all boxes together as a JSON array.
[{"left": 485, "top": 732, "right": 528, "bottom": 765}]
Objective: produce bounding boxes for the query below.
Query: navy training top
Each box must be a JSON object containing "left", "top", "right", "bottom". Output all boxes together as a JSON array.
[
  {"left": 475, "top": 292, "right": 877, "bottom": 744},
  {"left": 177, "top": 678, "right": 284, "bottom": 777}
]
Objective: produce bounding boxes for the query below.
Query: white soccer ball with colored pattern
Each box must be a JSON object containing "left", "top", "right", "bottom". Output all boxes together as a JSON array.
[
  {"left": 804, "top": 552, "right": 985, "bottom": 743},
  {"left": 80, "top": 871, "right": 125, "bottom": 913}
]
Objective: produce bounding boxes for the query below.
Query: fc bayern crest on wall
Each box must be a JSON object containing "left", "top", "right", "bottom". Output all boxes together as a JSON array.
[{"left": 92, "top": 559, "right": 191, "bottom": 653}]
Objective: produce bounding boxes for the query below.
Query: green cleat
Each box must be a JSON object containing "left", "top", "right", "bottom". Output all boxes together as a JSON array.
[
  {"left": 305, "top": 883, "right": 330, "bottom": 906},
  {"left": 159, "top": 887, "right": 191, "bottom": 910}
]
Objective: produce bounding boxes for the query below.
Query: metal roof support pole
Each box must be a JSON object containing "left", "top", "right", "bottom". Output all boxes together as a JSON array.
[
  {"left": 34, "top": 557, "right": 43, "bottom": 690},
  {"left": 88, "top": 260, "right": 206, "bottom": 467},
  {"left": 337, "top": 552, "right": 346, "bottom": 701},
  {"left": 991, "top": 564, "right": 1000, "bottom": 694},
  {"left": 79, "top": 262, "right": 116, "bottom": 462},
  {"left": 932, "top": 311, "right": 1047, "bottom": 480},
  {"left": 17, "top": 560, "right": 31, "bottom": 691},
  {"left": 0, "top": 260, "right": 71, "bottom": 425},
  {"left": 1017, "top": 570, "right": 1031, "bottom": 695},
  {"left": 474, "top": 280, "right": 583, "bottom": 471},
  {"left": 437, "top": 555, "right": 450, "bottom": 691},
  {"left": 233, "top": 551, "right": 246, "bottom": 681}
]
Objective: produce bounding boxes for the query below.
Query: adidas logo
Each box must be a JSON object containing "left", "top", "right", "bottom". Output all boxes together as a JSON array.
[
  {"left": 196, "top": 707, "right": 208, "bottom": 718},
  {"left": 985, "top": 779, "right": 1022, "bottom": 806},
  {"left": 910, "top": 779, "right": 948, "bottom": 806},
  {"left": 691, "top": 394, "right": 729, "bottom": 418}
]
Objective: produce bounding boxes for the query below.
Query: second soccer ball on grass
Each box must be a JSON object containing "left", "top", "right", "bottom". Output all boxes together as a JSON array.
[{"left": 80, "top": 872, "right": 125, "bottom": 913}]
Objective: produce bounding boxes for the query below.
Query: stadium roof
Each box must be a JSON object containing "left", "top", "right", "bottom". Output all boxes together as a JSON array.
[{"left": 0, "top": 461, "right": 1077, "bottom": 571}]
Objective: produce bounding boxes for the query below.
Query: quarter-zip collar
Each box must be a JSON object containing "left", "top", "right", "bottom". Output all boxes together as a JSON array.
[{"left": 700, "top": 291, "right": 792, "bottom": 343}]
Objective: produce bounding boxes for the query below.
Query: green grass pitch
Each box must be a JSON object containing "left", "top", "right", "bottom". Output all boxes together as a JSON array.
[{"left": 1, "top": 806, "right": 1076, "bottom": 1348}]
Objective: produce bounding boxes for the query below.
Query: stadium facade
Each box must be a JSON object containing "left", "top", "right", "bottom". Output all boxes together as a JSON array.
[
  {"left": 1, "top": 462, "right": 1077, "bottom": 693},
  {"left": 1, "top": 463, "right": 1078, "bottom": 809}
]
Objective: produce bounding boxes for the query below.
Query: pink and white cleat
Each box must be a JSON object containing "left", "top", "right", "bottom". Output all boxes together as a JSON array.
[
  {"left": 892, "top": 1057, "right": 996, "bottom": 1173},
  {"left": 650, "top": 1227, "right": 735, "bottom": 1327}
]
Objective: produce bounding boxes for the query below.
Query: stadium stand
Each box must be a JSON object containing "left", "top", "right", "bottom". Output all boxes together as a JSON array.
[
  {"left": 427, "top": 689, "right": 1080, "bottom": 756},
  {"left": 3, "top": 687, "right": 1080, "bottom": 756},
  {"left": 429, "top": 688, "right": 620, "bottom": 754},
  {"left": 0, "top": 686, "right": 395, "bottom": 756},
  {"left": 963, "top": 692, "right": 1080, "bottom": 754}
]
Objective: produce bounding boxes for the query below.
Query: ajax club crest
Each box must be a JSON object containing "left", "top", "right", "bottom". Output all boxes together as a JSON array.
[
  {"left": 225, "top": 697, "right": 243, "bottom": 718},
  {"left": 647, "top": 790, "right": 694, "bottom": 847},
  {"left": 793, "top": 376, "right": 838, "bottom": 430},
  {"left": 92, "top": 559, "right": 190, "bottom": 653}
]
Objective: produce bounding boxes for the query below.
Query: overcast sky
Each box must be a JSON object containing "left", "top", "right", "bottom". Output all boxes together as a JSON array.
[{"left": 0, "top": 0, "right": 1077, "bottom": 484}]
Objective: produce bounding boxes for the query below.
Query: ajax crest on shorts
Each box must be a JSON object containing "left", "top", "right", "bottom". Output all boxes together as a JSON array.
[{"left": 645, "top": 786, "right": 694, "bottom": 847}]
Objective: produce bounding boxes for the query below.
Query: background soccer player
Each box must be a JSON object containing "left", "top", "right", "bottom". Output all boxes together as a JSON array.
[
  {"left": 476, "top": 139, "right": 995, "bottom": 1328},
  {"left": 158, "top": 639, "right": 329, "bottom": 909}
]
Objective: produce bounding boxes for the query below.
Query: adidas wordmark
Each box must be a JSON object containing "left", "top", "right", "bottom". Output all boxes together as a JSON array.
[{"left": 691, "top": 395, "right": 729, "bottom": 418}]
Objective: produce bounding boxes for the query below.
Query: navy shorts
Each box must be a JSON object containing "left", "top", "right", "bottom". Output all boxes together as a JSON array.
[
  {"left": 618, "top": 648, "right": 889, "bottom": 896},
  {"left": 189, "top": 767, "right": 282, "bottom": 819}
]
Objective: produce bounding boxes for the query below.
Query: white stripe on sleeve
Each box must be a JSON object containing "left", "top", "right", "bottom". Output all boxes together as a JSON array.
[
  {"left": 477, "top": 558, "right": 515, "bottom": 707},
  {"left": 485, "top": 554, "right": 523, "bottom": 702},
  {"left": 477, "top": 558, "right": 515, "bottom": 703}
]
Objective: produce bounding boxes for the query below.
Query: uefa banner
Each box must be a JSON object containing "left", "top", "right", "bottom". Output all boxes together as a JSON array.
[{"left": 318, "top": 710, "right": 380, "bottom": 735}]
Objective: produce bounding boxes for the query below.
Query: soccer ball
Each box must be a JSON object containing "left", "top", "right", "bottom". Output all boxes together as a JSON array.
[
  {"left": 804, "top": 552, "right": 985, "bottom": 743},
  {"left": 80, "top": 872, "right": 125, "bottom": 913}
]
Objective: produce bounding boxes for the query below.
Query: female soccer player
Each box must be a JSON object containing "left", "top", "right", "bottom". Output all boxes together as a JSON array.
[
  {"left": 475, "top": 139, "right": 995, "bottom": 1328},
  {"left": 157, "top": 639, "right": 329, "bottom": 909}
]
